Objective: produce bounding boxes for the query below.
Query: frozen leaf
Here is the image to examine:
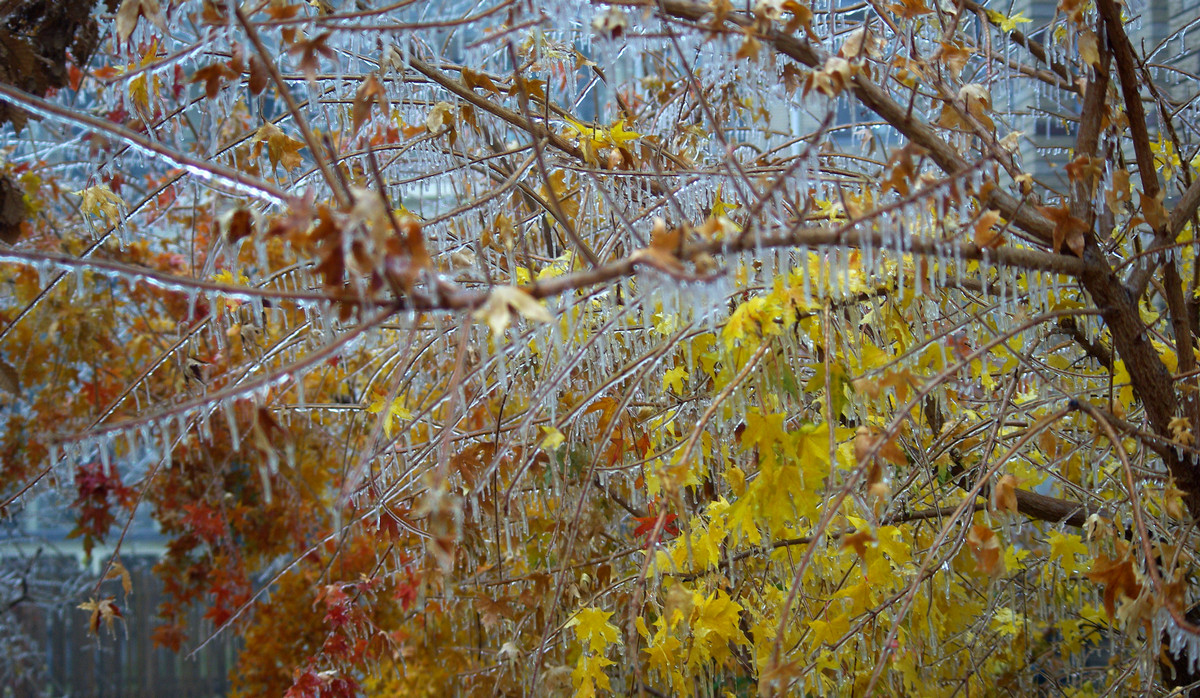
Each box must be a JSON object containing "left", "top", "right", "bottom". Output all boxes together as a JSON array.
[
  {"left": 841, "top": 529, "right": 875, "bottom": 558},
  {"left": 288, "top": 32, "right": 334, "bottom": 81},
  {"left": 116, "top": 0, "right": 165, "bottom": 43},
  {"left": 1086, "top": 550, "right": 1142, "bottom": 620},
  {"left": 540, "top": 426, "right": 566, "bottom": 450},
  {"left": 473, "top": 286, "right": 553, "bottom": 335},
  {"left": 566, "top": 607, "right": 622, "bottom": 653},
  {"left": 104, "top": 558, "right": 134, "bottom": 596},
  {"left": 591, "top": 7, "right": 628, "bottom": 38},
  {"left": 461, "top": 67, "right": 500, "bottom": 95},
  {"left": 252, "top": 123, "right": 306, "bottom": 171},
  {"left": 0, "top": 358, "right": 20, "bottom": 397},
  {"left": 1040, "top": 204, "right": 1088, "bottom": 256},
  {"left": 966, "top": 524, "right": 1004, "bottom": 576},
  {"left": 1079, "top": 30, "right": 1101, "bottom": 68},
  {"left": 427, "top": 101, "right": 454, "bottom": 134},
  {"left": 351, "top": 74, "right": 389, "bottom": 135},
  {"left": 78, "top": 597, "right": 123, "bottom": 635},
  {"left": 247, "top": 55, "right": 269, "bottom": 95},
  {"left": 992, "top": 474, "right": 1019, "bottom": 514},
  {"left": 76, "top": 184, "right": 125, "bottom": 227},
  {"left": 986, "top": 9, "right": 1031, "bottom": 33},
  {"left": 973, "top": 209, "right": 1004, "bottom": 249},
  {"left": 1170, "top": 416, "right": 1193, "bottom": 446},
  {"left": 1141, "top": 189, "right": 1168, "bottom": 231},
  {"left": 190, "top": 62, "right": 237, "bottom": 100}
]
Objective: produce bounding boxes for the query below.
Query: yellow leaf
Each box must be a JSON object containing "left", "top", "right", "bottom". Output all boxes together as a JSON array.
[
  {"left": 663, "top": 366, "right": 689, "bottom": 394},
  {"left": 1047, "top": 530, "right": 1088, "bottom": 575},
  {"left": 566, "top": 607, "right": 622, "bottom": 653},
  {"left": 366, "top": 393, "right": 412, "bottom": 438},
  {"left": 75, "top": 184, "right": 125, "bottom": 227},
  {"left": 473, "top": 286, "right": 554, "bottom": 335},
  {"left": 540, "top": 426, "right": 566, "bottom": 450},
  {"left": 986, "top": 9, "right": 1031, "bottom": 33}
]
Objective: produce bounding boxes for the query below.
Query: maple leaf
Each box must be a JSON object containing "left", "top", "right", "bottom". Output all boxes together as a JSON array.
[
  {"left": 1047, "top": 531, "right": 1088, "bottom": 575},
  {"left": 78, "top": 597, "right": 123, "bottom": 635},
  {"left": 190, "top": 62, "right": 238, "bottom": 100},
  {"left": 473, "top": 285, "right": 554, "bottom": 335},
  {"left": 841, "top": 529, "right": 876, "bottom": 558},
  {"left": 247, "top": 55, "right": 270, "bottom": 96},
  {"left": 566, "top": 607, "right": 622, "bottom": 653},
  {"left": 662, "top": 365, "right": 689, "bottom": 394},
  {"left": 992, "top": 474, "right": 1019, "bottom": 514},
  {"left": 888, "top": 0, "right": 933, "bottom": 19},
  {"left": 632, "top": 507, "right": 680, "bottom": 544},
  {"left": 103, "top": 558, "right": 133, "bottom": 596},
  {"left": 351, "top": 74, "right": 389, "bottom": 135},
  {"left": 252, "top": 123, "right": 306, "bottom": 171},
  {"left": 1086, "top": 551, "right": 1143, "bottom": 620},
  {"left": 967, "top": 524, "right": 1005, "bottom": 576},
  {"left": 75, "top": 184, "right": 125, "bottom": 227},
  {"left": 539, "top": 425, "right": 566, "bottom": 450},
  {"left": 973, "top": 209, "right": 1005, "bottom": 249},
  {"left": 986, "top": 9, "right": 1032, "bottom": 33},
  {"left": 288, "top": 32, "right": 335, "bottom": 81},
  {"left": 1039, "top": 204, "right": 1088, "bottom": 256},
  {"left": 474, "top": 595, "right": 514, "bottom": 629},
  {"left": 115, "top": 0, "right": 166, "bottom": 43},
  {"left": 366, "top": 393, "right": 412, "bottom": 438},
  {"left": 461, "top": 67, "right": 501, "bottom": 95}
]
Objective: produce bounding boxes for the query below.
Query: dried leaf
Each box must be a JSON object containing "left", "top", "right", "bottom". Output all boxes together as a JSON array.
[
  {"left": 104, "top": 558, "right": 134, "bottom": 596},
  {"left": 973, "top": 209, "right": 1004, "bottom": 249},
  {"left": 992, "top": 474, "right": 1019, "bottom": 514},
  {"left": 841, "top": 529, "right": 875, "bottom": 558},
  {"left": 966, "top": 524, "right": 1004, "bottom": 576},
  {"left": 248, "top": 55, "right": 269, "bottom": 96},
  {"left": 78, "top": 597, "right": 123, "bottom": 635},
  {"left": 1086, "top": 550, "right": 1142, "bottom": 620},
  {"left": 1039, "top": 204, "right": 1089, "bottom": 256},
  {"left": 116, "top": 0, "right": 166, "bottom": 43},
  {"left": 252, "top": 123, "right": 306, "bottom": 171},
  {"left": 474, "top": 286, "right": 554, "bottom": 335},
  {"left": 352, "top": 74, "right": 389, "bottom": 135}
]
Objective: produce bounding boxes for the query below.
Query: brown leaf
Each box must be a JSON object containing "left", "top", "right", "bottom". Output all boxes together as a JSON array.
[
  {"left": 1039, "top": 204, "right": 1089, "bottom": 257},
  {"left": 78, "top": 597, "right": 123, "bottom": 635},
  {"left": 1141, "top": 189, "right": 1168, "bottom": 231},
  {"left": 992, "top": 474, "right": 1019, "bottom": 514},
  {"left": 104, "top": 558, "right": 134, "bottom": 596},
  {"left": 461, "top": 67, "right": 500, "bottom": 95},
  {"left": 352, "top": 74, "right": 389, "bottom": 135},
  {"left": 966, "top": 524, "right": 1004, "bottom": 576},
  {"left": 0, "top": 174, "right": 29, "bottom": 244},
  {"left": 116, "top": 0, "right": 165, "bottom": 43},
  {"left": 1086, "top": 551, "right": 1142, "bottom": 620},
  {"left": 973, "top": 209, "right": 1005, "bottom": 249},
  {"left": 0, "top": 357, "right": 20, "bottom": 397},
  {"left": 190, "top": 62, "right": 237, "bottom": 100},
  {"left": 841, "top": 530, "right": 876, "bottom": 558},
  {"left": 288, "top": 32, "right": 334, "bottom": 81},
  {"left": 222, "top": 207, "right": 254, "bottom": 244},
  {"left": 247, "top": 55, "right": 269, "bottom": 96}
]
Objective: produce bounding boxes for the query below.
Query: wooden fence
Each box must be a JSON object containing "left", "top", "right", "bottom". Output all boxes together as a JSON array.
[{"left": 6, "top": 555, "right": 240, "bottom": 698}]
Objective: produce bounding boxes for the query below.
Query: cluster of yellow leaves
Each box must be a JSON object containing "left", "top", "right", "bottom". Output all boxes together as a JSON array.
[
  {"left": 561, "top": 115, "right": 641, "bottom": 164},
  {"left": 567, "top": 608, "right": 621, "bottom": 697}
]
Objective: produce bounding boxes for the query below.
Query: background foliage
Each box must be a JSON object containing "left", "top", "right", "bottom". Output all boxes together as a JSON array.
[{"left": 3, "top": 0, "right": 1200, "bottom": 695}]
